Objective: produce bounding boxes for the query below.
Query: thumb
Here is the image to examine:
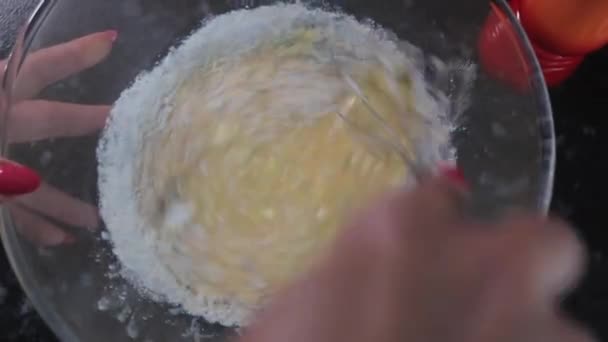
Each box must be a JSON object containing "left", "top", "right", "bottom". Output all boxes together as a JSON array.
[{"left": 0, "top": 159, "right": 41, "bottom": 196}]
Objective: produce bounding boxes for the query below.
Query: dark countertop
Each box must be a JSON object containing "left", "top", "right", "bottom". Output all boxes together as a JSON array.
[
  {"left": 1, "top": 1, "right": 608, "bottom": 341},
  {"left": 553, "top": 48, "right": 608, "bottom": 335}
]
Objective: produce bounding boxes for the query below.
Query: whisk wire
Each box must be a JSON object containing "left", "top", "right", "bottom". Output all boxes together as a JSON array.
[{"left": 331, "top": 58, "right": 426, "bottom": 181}]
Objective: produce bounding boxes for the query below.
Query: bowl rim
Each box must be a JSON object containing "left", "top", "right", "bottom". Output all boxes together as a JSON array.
[
  {"left": 1, "top": 0, "right": 83, "bottom": 340},
  {"left": 0, "top": 0, "right": 554, "bottom": 340},
  {"left": 491, "top": 0, "right": 555, "bottom": 213}
]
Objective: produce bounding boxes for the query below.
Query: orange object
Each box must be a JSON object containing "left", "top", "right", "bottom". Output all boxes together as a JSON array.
[
  {"left": 479, "top": 0, "right": 608, "bottom": 88},
  {"left": 520, "top": 0, "right": 608, "bottom": 55}
]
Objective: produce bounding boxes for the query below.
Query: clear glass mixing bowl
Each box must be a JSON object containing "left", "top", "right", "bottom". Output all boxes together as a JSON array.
[{"left": 0, "top": 0, "right": 553, "bottom": 341}]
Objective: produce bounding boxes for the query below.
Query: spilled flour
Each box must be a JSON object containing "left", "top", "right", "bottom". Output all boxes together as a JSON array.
[{"left": 98, "top": 3, "right": 468, "bottom": 327}]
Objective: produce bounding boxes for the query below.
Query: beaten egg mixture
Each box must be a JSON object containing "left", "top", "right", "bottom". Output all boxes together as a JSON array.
[{"left": 136, "top": 29, "right": 421, "bottom": 310}]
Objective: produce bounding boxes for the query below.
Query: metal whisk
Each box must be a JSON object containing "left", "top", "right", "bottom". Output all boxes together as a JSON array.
[{"left": 331, "top": 57, "right": 427, "bottom": 181}]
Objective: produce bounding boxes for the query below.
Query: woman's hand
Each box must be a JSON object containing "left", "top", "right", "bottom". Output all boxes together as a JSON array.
[
  {"left": 0, "top": 30, "right": 116, "bottom": 245},
  {"left": 241, "top": 173, "right": 593, "bottom": 342}
]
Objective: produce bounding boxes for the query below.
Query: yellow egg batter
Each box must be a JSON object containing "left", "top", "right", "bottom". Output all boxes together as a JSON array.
[{"left": 136, "top": 29, "right": 422, "bottom": 308}]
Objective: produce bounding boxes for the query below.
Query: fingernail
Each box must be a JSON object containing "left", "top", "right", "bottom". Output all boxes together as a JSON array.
[
  {"left": 106, "top": 30, "right": 118, "bottom": 43},
  {"left": 0, "top": 160, "right": 41, "bottom": 196},
  {"left": 439, "top": 163, "right": 469, "bottom": 189}
]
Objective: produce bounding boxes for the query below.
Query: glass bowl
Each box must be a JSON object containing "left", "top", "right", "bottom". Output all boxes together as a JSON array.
[{"left": 0, "top": 0, "right": 553, "bottom": 341}]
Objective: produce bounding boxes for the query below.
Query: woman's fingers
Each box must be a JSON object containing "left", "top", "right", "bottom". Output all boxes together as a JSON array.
[
  {"left": 0, "top": 178, "right": 96, "bottom": 246},
  {"left": 15, "top": 183, "right": 99, "bottom": 230},
  {"left": 0, "top": 159, "right": 41, "bottom": 195},
  {"left": 353, "top": 167, "right": 467, "bottom": 231},
  {"left": 13, "top": 30, "right": 117, "bottom": 100},
  {"left": 469, "top": 217, "right": 586, "bottom": 341},
  {"left": 489, "top": 216, "right": 585, "bottom": 304},
  {"left": 8, "top": 204, "right": 74, "bottom": 246},
  {"left": 9, "top": 100, "right": 109, "bottom": 142}
]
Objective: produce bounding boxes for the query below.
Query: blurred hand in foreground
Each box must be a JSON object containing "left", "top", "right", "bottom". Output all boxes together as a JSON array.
[
  {"left": 240, "top": 172, "right": 593, "bottom": 342},
  {"left": 0, "top": 30, "right": 116, "bottom": 245}
]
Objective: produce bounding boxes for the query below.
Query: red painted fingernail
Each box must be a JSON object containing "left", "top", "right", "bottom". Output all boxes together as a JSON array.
[
  {"left": 0, "top": 160, "right": 41, "bottom": 196},
  {"left": 106, "top": 30, "right": 118, "bottom": 43},
  {"left": 439, "top": 164, "right": 469, "bottom": 189}
]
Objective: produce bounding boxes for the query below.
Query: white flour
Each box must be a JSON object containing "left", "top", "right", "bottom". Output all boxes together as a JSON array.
[{"left": 98, "top": 3, "right": 465, "bottom": 327}]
